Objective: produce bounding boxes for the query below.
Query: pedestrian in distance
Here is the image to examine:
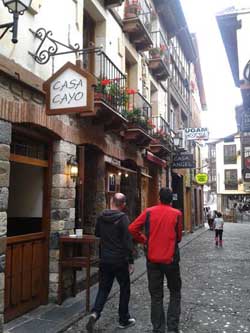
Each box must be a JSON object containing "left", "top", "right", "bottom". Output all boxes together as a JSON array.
[
  {"left": 207, "top": 208, "right": 215, "bottom": 231},
  {"left": 128, "top": 187, "right": 182, "bottom": 333},
  {"left": 86, "top": 193, "right": 135, "bottom": 332},
  {"left": 214, "top": 211, "right": 224, "bottom": 247}
]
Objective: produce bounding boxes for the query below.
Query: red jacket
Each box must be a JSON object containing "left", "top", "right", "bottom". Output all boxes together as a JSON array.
[{"left": 128, "top": 204, "right": 182, "bottom": 264}]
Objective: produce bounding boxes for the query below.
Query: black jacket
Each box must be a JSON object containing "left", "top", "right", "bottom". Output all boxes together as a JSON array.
[{"left": 95, "top": 209, "right": 134, "bottom": 264}]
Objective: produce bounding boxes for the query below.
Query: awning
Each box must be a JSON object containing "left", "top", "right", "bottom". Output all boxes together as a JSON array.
[
  {"left": 146, "top": 151, "right": 167, "bottom": 168},
  {"left": 104, "top": 155, "right": 137, "bottom": 174}
]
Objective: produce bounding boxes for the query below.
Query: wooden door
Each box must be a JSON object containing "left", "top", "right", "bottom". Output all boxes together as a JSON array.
[{"left": 5, "top": 147, "right": 51, "bottom": 321}]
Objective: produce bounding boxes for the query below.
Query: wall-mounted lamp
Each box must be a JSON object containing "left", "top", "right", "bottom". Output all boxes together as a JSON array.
[
  {"left": 173, "top": 134, "right": 183, "bottom": 150},
  {"left": 67, "top": 156, "right": 78, "bottom": 182},
  {"left": 118, "top": 171, "right": 122, "bottom": 176},
  {"left": 125, "top": 173, "right": 129, "bottom": 178},
  {"left": 0, "top": 0, "right": 32, "bottom": 43}
]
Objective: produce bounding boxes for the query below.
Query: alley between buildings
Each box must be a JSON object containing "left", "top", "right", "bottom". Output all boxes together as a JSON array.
[{"left": 65, "top": 223, "right": 250, "bottom": 333}]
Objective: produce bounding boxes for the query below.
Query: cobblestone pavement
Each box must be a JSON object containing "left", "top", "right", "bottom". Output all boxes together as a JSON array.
[{"left": 65, "top": 223, "right": 250, "bottom": 333}]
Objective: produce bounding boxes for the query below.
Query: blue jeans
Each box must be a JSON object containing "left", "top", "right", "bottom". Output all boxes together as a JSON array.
[
  {"left": 147, "top": 261, "right": 182, "bottom": 333},
  {"left": 92, "top": 262, "right": 131, "bottom": 324}
]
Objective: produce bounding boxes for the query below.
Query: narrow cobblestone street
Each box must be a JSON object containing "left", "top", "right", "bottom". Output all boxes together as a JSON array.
[{"left": 65, "top": 223, "right": 250, "bottom": 333}]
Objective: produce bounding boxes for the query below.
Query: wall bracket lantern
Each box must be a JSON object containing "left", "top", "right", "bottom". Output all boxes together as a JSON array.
[
  {"left": 67, "top": 156, "right": 78, "bottom": 182},
  {"left": 28, "top": 27, "right": 102, "bottom": 65},
  {"left": 0, "top": 0, "right": 32, "bottom": 43}
]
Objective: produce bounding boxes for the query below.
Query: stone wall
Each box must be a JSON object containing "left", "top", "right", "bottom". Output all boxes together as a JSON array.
[
  {"left": 0, "top": 120, "right": 11, "bottom": 331},
  {"left": 49, "top": 140, "right": 77, "bottom": 302}
]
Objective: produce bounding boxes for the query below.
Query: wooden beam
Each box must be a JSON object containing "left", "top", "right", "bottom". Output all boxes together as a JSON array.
[{"left": 10, "top": 154, "right": 48, "bottom": 168}]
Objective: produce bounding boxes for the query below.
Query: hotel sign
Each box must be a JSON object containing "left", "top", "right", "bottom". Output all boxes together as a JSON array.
[
  {"left": 184, "top": 128, "right": 209, "bottom": 140},
  {"left": 43, "top": 62, "right": 95, "bottom": 115}
]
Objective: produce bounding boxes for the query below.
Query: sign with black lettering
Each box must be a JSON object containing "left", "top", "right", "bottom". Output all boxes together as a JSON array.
[
  {"left": 43, "top": 62, "right": 95, "bottom": 115},
  {"left": 172, "top": 153, "right": 195, "bottom": 169}
]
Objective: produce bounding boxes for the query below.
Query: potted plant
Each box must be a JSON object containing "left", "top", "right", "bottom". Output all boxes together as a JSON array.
[{"left": 124, "top": 0, "right": 141, "bottom": 18}]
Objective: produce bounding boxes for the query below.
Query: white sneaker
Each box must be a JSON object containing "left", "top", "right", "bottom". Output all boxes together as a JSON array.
[{"left": 118, "top": 318, "right": 136, "bottom": 329}]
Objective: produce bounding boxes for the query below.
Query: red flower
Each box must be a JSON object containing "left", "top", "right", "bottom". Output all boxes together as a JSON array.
[
  {"left": 101, "top": 79, "right": 111, "bottom": 86},
  {"left": 126, "top": 88, "right": 137, "bottom": 95}
]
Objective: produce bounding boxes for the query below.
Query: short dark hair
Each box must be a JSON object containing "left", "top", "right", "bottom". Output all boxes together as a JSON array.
[
  {"left": 159, "top": 187, "right": 173, "bottom": 204},
  {"left": 216, "top": 212, "right": 222, "bottom": 218},
  {"left": 112, "top": 193, "right": 126, "bottom": 208}
]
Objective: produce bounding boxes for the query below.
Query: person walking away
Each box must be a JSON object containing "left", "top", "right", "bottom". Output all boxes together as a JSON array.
[
  {"left": 86, "top": 193, "right": 135, "bottom": 332},
  {"left": 214, "top": 212, "right": 224, "bottom": 247},
  {"left": 207, "top": 208, "right": 215, "bottom": 230},
  {"left": 128, "top": 187, "right": 182, "bottom": 333}
]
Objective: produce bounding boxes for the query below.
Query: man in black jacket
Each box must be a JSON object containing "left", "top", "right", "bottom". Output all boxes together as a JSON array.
[{"left": 86, "top": 193, "right": 135, "bottom": 332}]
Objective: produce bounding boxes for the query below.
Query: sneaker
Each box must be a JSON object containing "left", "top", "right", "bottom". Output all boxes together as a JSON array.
[
  {"left": 118, "top": 318, "right": 136, "bottom": 329},
  {"left": 86, "top": 312, "right": 97, "bottom": 333}
]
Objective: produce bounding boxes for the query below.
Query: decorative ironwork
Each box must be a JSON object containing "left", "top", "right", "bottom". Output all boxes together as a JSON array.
[
  {"left": 29, "top": 27, "right": 102, "bottom": 65},
  {"left": 244, "top": 60, "right": 250, "bottom": 82}
]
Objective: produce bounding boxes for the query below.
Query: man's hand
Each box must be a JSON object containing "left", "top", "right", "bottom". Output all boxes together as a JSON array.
[{"left": 129, "top": 264, "right": 135, "bottom": 275}]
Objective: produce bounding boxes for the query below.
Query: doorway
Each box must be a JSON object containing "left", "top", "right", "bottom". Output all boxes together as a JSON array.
[{"left": 5, "top": 133, "right": 50, "bottom": 322}]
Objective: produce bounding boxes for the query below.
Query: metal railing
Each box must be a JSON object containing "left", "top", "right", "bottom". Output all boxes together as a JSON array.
[
  {"left": 94, "top": 51, "right": 127, "bottom": 116},
  {"left": 151, "top": 116, "right": 172, "bottom": 144},
  {"left": 124, "top": 0, "right": 151, "bottom": 33},
  {"left": 150, "top": 31, "right": 169, "bottom": 66},
  {"left": 125, "top": 91, "right": 153, "bottom": 134}
]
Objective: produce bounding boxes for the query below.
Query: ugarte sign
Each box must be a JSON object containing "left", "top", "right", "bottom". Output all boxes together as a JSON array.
[
  {"left": 184, "top": 128, "right": 209, "bottom": 140},
  {"left": 43, "top": 62, "right": 96, "bottom": 115}
]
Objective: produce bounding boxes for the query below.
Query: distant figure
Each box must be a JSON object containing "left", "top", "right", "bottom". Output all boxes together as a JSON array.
[
  {"left": 86, "top": 193, "right": 135, "bottom": 332},
  {"left": 214, "top": 212, "right": 224, "bottom": 247},
  {"left": 207, "top": 208, "right": 215, "bottom": 230},
  {"left": 129, "top": 188, "right": 182, "bottom": 333}
]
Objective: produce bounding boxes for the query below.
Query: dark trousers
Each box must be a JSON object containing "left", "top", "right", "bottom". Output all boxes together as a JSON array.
[
  {"left": 147, "top": 261, "right": 182, "bottom": 333},
  {"left": 92, "top": 262, "right": 131, "bottom": 323},
  {"left": 215, "top": 229, "right": 223, "bottom": 241}
]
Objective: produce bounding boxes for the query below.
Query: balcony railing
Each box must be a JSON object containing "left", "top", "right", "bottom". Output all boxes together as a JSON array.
[
  {"left": 149, "top": 31, "right": 169, "bottom": 67},
  {"left": 94, "top": 51, "right": 127, "bottom": 117},
  {"left": 149, "top": 116, "right": 173, "bottom": 156},
  {"left": 123, "top": 91, "right": 152, "bottom": 134},
  {"left": 123, "top": 0, "right": 152, "bottom": 51}
]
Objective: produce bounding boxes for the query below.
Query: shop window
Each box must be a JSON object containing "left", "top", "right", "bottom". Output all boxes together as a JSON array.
[
  {"left": 224, "top": 169, "right": 238, "bottom": 190},
  {"left": 108, "top": 173, "right": 116, "bottom": 192},
  {"left": 224, "top": 144, "right": 236, "bottom": 164}
]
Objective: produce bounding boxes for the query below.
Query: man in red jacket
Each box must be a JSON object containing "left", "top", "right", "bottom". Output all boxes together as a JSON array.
[{"left": 129, "top": 187, "right": 182, "bottom": 333}]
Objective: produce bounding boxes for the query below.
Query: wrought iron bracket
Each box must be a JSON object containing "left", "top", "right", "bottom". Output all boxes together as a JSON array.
[
  {"left": 28, "top": 27, "right": 102, "bottom": 65},
  {"left": 0, "top": 22, "right": 14, "bottom": 40}
]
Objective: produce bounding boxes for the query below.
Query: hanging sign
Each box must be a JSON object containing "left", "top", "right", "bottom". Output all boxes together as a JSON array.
[
  {"left": 195, "top": 173, "right": 208, "bottom": 185},
  {"left": 43, "top": 62, "right": 96, "bottom": 115},
  {"left": 184, "top": 128, "right": 209, "bottom": 140},
  {"left": 172, "top": 153, "right": 195, "bottom": 169}
]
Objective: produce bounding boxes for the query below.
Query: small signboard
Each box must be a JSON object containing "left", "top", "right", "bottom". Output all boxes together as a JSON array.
[
  {"left": 184, "top": 128, "right": 209, "bottom": 140},
  {"left": 172, "top": 153, "right": 195, "bottom": 169},
  {"left": 195, "top": 173, "right": 208, "bottom": 185},
  {"left": 43, "top": 62, "right": 96, "bottom": 115},
  {"left": 240, "top": 111, "right": 250, "bottom": 132}
]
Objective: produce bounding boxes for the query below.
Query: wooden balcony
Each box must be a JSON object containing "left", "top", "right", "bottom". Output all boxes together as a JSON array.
[
  {"left": 148, "top": 31, "right": 170, "bottom": 81},
  {"left": 104, "top": 0, "right": 124, "bottom": 8},
  {"left": 149, "top": 116, "right": 172, "bottom": 157},
  {"left": 123, "top": 92, "right": 153, "bottom": 147},
  {"left": 80, "top": 51, "right": 128, "bottom": 131},
  {"left": 123, "top": 0, "right": 153, "bottom": 51}
]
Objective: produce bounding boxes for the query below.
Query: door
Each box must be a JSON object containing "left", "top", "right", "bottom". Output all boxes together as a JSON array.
[{"left": 5, "top": 136, "right": 50, "bottom": 322}]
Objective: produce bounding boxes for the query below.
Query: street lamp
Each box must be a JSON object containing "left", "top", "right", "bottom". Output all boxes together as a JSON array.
[
  {"left": 0, "top": 0, "right": 32, "bottom": 43},
  {"left": 173, "top": 135, "right": 183, "bottom": 149}
]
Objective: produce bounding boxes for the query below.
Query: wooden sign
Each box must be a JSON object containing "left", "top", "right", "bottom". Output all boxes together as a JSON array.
[{"left": 43, "top": 62, "right": 96, "bottom": 115}]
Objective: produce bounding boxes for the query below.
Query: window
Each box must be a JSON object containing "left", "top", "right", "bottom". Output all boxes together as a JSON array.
[
  {"left": 108, "top": 174, "right": 116, "bottom": 192},
  {"left": 224, "top": 144, "right": 236, "bottom": 164},
  {"left": 224, "top": 169, "right": 238, "bottom": 190}
]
